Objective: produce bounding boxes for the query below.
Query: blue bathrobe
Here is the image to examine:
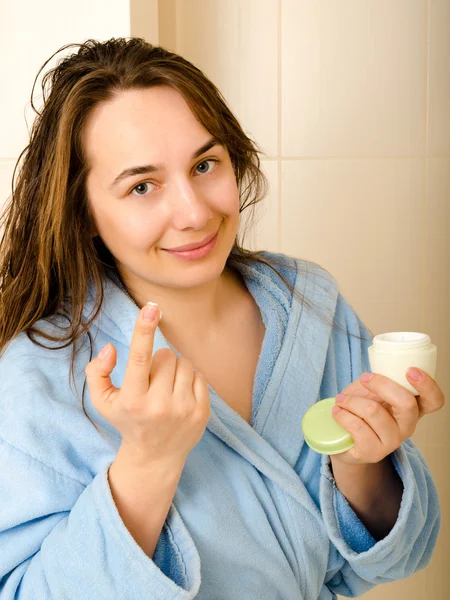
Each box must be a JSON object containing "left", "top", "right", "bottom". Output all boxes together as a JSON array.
[{"left": 0, "top": 251, "right": 440, "bottom": 599}]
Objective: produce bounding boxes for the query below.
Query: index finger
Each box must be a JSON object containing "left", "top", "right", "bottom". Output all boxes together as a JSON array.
[
  {"left": 339, "top": 377, "right": 396, "bottom": 417},
  {"left": 122, "top": 302, "right": 162, "bottom": 395},
  {"left": 359, "top": 372, "right": 419, "bottom": 434},
  {"left": 340, "top": 378, "right": 380, "bottom": 401}
]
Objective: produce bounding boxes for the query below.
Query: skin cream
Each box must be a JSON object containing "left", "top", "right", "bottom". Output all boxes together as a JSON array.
[{"left": 368, "top": 332, "right": 437, "bottom": 395}]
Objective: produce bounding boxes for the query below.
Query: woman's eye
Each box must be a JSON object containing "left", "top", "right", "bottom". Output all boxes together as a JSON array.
[
  {"left": 195, "top": 159, "right": 218, "bottom": 175},
  {"left": 131, "top": 182, "right": 155, "bottom": 197},
  {"left": 130, "top": 160, "right": 218, "bottom": 197}
]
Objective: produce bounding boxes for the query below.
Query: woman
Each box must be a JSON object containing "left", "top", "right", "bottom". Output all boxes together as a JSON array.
[{"left": 0, "top": 37, "right": 444, "bottom": 599}]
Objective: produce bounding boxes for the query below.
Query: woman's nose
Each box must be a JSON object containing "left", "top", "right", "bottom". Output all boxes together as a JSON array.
[{"left": 169, "top": 179, "right": 213, "bottom": 229}]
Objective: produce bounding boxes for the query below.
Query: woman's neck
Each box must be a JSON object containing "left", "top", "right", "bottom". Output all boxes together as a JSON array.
[{"left": 121, "top": 265, "right": 248, "bottom": 345}]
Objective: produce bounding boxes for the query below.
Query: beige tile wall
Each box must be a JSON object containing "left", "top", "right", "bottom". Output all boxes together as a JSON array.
[
  {"left": 155, "top": 0, "right": 449, "bottom": 598},
  {"left": 0, "top": 0, "right": 132, "bottom": 216}
]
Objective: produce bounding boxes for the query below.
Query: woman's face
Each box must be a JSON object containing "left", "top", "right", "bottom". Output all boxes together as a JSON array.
[{"left": 84, "top": 86, "right": 240, "bottom": 291}]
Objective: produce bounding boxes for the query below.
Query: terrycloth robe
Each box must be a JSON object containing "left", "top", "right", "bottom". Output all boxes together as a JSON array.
[{"left": 0, "top": 252, "right": 441, "bottom": 599}]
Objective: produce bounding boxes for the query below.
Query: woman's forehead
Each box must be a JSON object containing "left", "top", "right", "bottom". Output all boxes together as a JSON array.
[{"left": 83, "top": 87, "right": 212, "bottom": 176}]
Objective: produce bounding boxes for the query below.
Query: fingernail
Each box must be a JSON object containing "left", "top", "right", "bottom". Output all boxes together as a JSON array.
[
  {"left": 143, "top": 302, "right": 161, "bottom": 322},
  {"left": 407, "top": 367, "right": 423, "bottom": 382},
  {"left": 98, "top": 343, "right": 111, "bottom": 360},
  {"left": 336, "top": 393, "right": 346, "bottom": 403},
  {"left": 361, "top": 373, "right": 374, "bottom": 383},
  {"left": 332, "top": 406, "right": 342, "bottom": 414}
]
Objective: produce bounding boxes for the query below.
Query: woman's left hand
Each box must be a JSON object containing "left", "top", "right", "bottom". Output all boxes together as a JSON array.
[{"left": 331, "top": 368, "right": 445, "bottom": 466}]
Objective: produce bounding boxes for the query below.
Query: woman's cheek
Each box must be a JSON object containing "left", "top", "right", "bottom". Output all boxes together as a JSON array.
[{"left": 212, "top": 187, "right": 240, "bottom": 216}]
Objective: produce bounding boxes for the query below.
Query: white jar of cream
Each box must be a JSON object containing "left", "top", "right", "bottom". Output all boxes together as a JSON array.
[{"left": 368, "top": 332, "right": 437, "bottom": 395}]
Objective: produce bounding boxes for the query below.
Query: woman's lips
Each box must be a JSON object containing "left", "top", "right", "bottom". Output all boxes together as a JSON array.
[
  {"left": 165, "top": 230, "right": 217, "bottom": 252},
  {"left": 162, "top": 230, "right": 219, "bottom": 261}
]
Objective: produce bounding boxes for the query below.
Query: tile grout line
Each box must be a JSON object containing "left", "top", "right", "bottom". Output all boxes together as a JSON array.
[
  {"left": 277, "top": 0, "right": 282, "bottom": 253},
  {"left": 256, "top": 155, "right": 449, "bottom": 162},
  {"left": 423, "top": 0, "right": 430, "bottom": 447}
]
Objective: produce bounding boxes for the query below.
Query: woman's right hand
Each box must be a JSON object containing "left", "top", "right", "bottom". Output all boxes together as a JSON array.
[{"left": 85, "top": 302, "right": 211, "bottom": 467}]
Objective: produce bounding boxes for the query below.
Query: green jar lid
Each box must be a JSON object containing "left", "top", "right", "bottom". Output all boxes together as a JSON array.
[{"left": 302, "top": 397, "right": 355, "bottom": 455}]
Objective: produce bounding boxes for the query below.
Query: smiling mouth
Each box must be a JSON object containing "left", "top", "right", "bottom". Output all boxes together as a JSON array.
[{"left": 162, "top": 229, "right": 219, "bottom": 252}]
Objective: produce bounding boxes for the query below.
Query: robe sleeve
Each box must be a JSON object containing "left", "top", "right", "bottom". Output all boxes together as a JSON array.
[
  {"left": 0, "top": 437, "right": 201, "bottom": 599},
  {"left": 318, "top": 293, "right": 441, "bottom": 597}
]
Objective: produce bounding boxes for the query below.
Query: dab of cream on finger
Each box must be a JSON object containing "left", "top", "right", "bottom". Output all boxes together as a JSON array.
[{"left": 146, "top": 301, "right": 163, "bottom": 321}]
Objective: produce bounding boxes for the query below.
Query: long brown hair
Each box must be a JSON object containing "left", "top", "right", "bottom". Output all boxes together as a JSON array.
[{"left": 0, "top": 37, "right": 370, "bottom": 429}]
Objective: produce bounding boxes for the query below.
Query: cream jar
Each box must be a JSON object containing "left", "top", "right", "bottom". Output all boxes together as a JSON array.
[{"left": 368, "top": 332, "right": 437, "bottom": 395}]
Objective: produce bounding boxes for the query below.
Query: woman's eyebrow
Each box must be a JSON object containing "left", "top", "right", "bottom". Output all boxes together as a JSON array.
[{"left": 109, "top": 137, "right": 221, "bottom": 189}]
